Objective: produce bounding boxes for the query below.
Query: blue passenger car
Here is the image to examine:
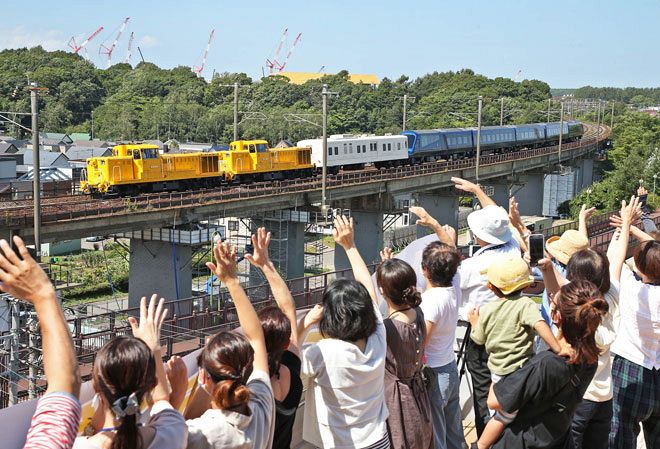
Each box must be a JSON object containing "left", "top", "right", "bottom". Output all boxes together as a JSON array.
[
  {"left": 566, "top": 120, "right": 584, "bottom": 141},
  {"left": 471, "top": 125, "right": 517, "bottom": 153},
  {"left": 545, "top": 122, "right": 570, "bottom": 141},
  {"left": 514, "top": 123, "right": 546, "bottom": 147},
  {"left": 403, "top": 128, "right": 473, "bottom": 160}
]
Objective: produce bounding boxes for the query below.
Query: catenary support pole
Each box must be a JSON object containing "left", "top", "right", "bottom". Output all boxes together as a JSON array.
[
  {"left": 500, "top": 97, "right": 504, "bottom": 126},
  {"left": 321, "top": 84, "right": 328, "bottom": 214},
  {"left": 30, "top": 85, "right": 41, "bottom": 260},
  {"left": 233, "top": 82, "right": 239, "bottom": 142},
  {"left": 558, "top": 100, "right": 565, "bottom": 164},
  {"left": 476, "top": 95, "right": 483, "bottom": 184}
]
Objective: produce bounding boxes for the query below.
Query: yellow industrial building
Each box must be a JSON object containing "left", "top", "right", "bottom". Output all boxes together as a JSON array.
[{"left": 276, "top": 72, "right": 379, "bottom": 86}]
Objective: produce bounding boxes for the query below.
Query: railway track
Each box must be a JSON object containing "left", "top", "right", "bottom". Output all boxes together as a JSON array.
[{"left": 0, "top": 124, "right": 609, "bottom": 228}]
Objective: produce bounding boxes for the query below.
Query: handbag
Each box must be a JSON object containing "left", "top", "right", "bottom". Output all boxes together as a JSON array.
[{"left": 420, "top": 364, "right": 437, "bottom": 392}]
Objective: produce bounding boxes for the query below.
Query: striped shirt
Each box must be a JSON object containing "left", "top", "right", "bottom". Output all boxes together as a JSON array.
[{"left": 23, "top": 392, "right": 81, "bottom": 449}]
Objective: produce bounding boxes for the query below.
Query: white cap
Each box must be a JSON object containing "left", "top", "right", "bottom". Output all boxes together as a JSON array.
[{"left": 467, "top": 205, "right": 513, "bottom": 245}]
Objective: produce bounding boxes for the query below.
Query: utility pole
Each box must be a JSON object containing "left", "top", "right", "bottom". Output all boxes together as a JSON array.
[
  {"left": 30, "top": 84, "right": 46, "bottom": 261},
  {"left": 233, "top": 82, "right": 239, "bottom": 142},
  {"left": 476, "top": 96, "right": 483, "bottom": 184},
  {"left": 321, "top": 84, "right": 338, "bottom": 215},
  {"left": 596, "top": 100, "right": 602, "bottom": 135},
  {"left": 547, "top": 98, "right": 551, "bottom": 122},
  {"left": 9, "top": 300, "right": 20, "bottom": 406},
  {"left": 558, "top": 100, "right": 565, "bottom": 164},
  {"left": 28, "top": 317, "right": 38, "bottom": 399},
  {"left": 402, "top": 94, "right": 415, "bottom": 131},
  {"left": 500, "top": 97, "right": 505, "bottom": 126},
  {"left": 610, "top": 101, "right": 615, "bottom": 129},
  {"left": 91, "top": 109, "right": 94, "bottom": 140}
]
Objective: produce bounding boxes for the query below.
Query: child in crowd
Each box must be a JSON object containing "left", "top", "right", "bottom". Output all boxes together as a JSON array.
[{"left": 468, "top": 256, "right": 562, "bottom": 449}]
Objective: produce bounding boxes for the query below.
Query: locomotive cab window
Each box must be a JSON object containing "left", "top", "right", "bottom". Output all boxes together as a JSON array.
[
  {"left": 256, "top": 143, "right": 268, "bottom": 153},
  {"left": 132, "top": 150, "right": 141, "bottom": 159},
  {"left": 142, "top": 149, "right": 158, "bottom": 159},
  {"left": 249, "top": 144, "right": 256, "bottom": 153}
]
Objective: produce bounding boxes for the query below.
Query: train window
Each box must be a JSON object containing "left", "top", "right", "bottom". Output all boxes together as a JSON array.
[
  {"left": 388, "top": 143, "right": 391, "bottom": 151},
  {"left": 335, "top": 147, "right": 339, "bottom": 155},
  {"left": 382, "top": 144, "right": 386, "bottom": 151},
  {"left": 349, "top": 143, "right": 353, "bottom": 153},
  {"left": 249, "top": 144, "right": 256, "bottom": 153},
  {"left": 343, "top": 143, "right": 347, "bottom": 154},
  {"left": 397, "top": 142, "right": 401, "bottom": 150},
  {"left": 256, "top": 143, "right": 268, "bottom": 153},
  {"left": 133, "top": 150, "right": 141, "bottom": 159},
  {"left": 357, "top": 146, "right": 360, "bottom": 153},
  {"left": 328, "top": 146, "right": 332, "bottom": 156}
]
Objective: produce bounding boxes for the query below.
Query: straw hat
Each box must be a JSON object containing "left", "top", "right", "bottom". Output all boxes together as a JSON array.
[
  {"left": 546, "top": 230, "right": 589, "bottom": 265},
  {"left": 481, "top": 257, "right": 534, "bottom": 295},
  {"left": 467, "top": 205, "right": 513, "bottom": 245}
]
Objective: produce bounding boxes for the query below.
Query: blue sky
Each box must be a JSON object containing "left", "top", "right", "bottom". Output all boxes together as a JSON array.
[{"left": 3, "top": 0, "right": 658, "bottom": 87}]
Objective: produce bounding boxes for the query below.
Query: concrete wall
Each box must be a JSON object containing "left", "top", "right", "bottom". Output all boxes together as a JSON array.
[{"left": 128, "top": 239, "right": 192, "bottom": 314}]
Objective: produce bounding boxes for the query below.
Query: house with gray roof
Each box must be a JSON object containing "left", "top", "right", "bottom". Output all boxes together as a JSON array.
[
  {"left": 0, "top": 142, "right": 19, "bottom": 154},
  {"left": 40, "top": 133, "right": 73, "bottom": 144},
  {"left": 18, "top": 149, "right": 70, "bottom": 168},
  {"left": 65, "top": 146, "right": 112, "bottom": 161}
]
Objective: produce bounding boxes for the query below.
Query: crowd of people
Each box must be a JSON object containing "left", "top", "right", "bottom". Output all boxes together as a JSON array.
[{"left": 0, "top": 177, "right": 658, "bottom": 449}]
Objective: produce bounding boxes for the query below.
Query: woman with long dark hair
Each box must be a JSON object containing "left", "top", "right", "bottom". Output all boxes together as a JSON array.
[
  {"left": 298, "top": 216, "right": 389, "bottom": 449},
  {"left": 377, "top": 255, "right": 433, "bottom": 449},
  {"left": 74, "top": 295, "right": 187, "bottom": 449},
  {"left": 178, "top": 241, "right": 274, "bottom": 449},
  {"left": 481, "top": 280, "right": 608, "bottom": 449}
]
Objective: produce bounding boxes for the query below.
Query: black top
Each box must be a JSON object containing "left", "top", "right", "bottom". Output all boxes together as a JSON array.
[
  {"left": 272, "top": 350, "right": 304, "bottom": 449},
  {"left": 491, "top": 351, "right": 597, "bottom": 449}
]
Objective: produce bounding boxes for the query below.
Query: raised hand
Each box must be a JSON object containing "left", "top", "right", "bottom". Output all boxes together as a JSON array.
[
  {"left": 245, "top": 227, "right": 272, "bottom": 269},
  {"left": 304, "top": 304, "right": 324, "bottom": 328},
  {"left": 333, "top": 215, "right": 356, "bottom": 250},
  {"left": 579, "top": 204, "right": 596, "bottom": 222},
  {"left": 206, "top": 241, "right": 239, "bottom": 283},
  {"left": 637, "top": 186, "right": 648, "bottom": 197},
  {"left": 0, "top": 236, "right": 54, "bottom": 302},
  {"left": 619, "top": 196, "right": 642, "bottom": 224},
  {"left": 128, "top": 294, "right": 168, "bottom": 351},
  {"left": 380, "top": 247, "right": 394, "bottom": 261},
  {"left": 443, "top": 224, "right": 457, "bottom": 245},
  {"left": 410, "top": 206, "right": 439, "bottom": 229},
  {"left": 451, "top": 177, "right": 478, "bottom": 194},
  {"left": 166, "top": 355, "right": 188, "bottom": 410}
]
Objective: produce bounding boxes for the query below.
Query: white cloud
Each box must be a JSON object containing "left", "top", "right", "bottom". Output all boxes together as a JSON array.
[
  {"left": 0, "top": 26, "right": 67, "bottom": 51},
  {"left": 137, "top": 35, "right": 159, "bottom": 49}
]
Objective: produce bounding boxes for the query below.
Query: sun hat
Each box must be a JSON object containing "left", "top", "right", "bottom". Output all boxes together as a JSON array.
[
  {"left": 546, "top": 229, "right": 589, "bottom": 265},
  {"left": 467, "top": 205, "right": 513, "bottom": 245},
  {"left": 481, "top": 257, "right": 534, "bottom": 295}
]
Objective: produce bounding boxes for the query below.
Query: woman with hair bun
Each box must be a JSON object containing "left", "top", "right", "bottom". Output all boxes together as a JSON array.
[
  {"left": 482, "top": 280, "right": 608, "bottom": 449},
  {"left": 180, "top": 241, "right": 274, "bottom": 449},
  {"left": 377, "top": 254, "right": 432, "bottom": 449}
]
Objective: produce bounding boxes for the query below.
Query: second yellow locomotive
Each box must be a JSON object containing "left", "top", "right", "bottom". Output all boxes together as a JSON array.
[{"left": 81, "top": 140, "right": 313, "bottom": 195}]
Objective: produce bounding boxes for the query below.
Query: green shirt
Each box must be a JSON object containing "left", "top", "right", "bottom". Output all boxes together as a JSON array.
[{"left": 471, "top": 294, "right": 543, "bottom": 376}]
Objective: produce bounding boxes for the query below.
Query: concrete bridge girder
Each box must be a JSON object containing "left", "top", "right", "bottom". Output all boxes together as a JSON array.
[{"left": 4, "top": 142, "right": 599, "bottom": 244}]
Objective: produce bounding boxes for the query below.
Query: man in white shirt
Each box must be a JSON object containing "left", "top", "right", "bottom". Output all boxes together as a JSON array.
[{"left": 451, "top": 178, "right": 521, "bottom": 437}]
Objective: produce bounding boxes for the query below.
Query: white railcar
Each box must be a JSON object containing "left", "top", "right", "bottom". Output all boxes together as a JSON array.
[{"left": 297, "top": 134, "right": 408, "bottom": 170}]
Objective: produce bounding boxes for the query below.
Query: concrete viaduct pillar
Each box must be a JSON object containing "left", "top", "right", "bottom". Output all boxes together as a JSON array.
[
  {"left": 576, "top": 158, "right": 595, "bottom": 192},
  {"left": 512, "top": 173, "right": 545, "bottom": 216},
  {"left": 333, "top": 195, "right": 389, "bottom": 274},
  {"left": 129, "top": 239, "right": 193, "bottom": 314},
  {"left": 414, "top": 190, "right": 459, "bottom": 238},
  {"left": 250, "top": 210, "right": 308, "bottom": 292}
]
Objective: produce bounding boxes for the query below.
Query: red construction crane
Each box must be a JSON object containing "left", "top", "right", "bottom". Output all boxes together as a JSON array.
[
  {"left": 125, "top": 31, "right": 134, "bottom": 64},
  {"left": 68, "top": 26, "right": 104, "bottom": 54},
  {"left": 278, "top": 32, "right": 302, "bottom": 72},
  {"left": 266, "top": 28, "right": 288, "bottom": 75},
  {"left": 193, "top": 29, "right": 216, "bottom": 76},
  {"left": 99, "top": 17, "right": 131, "bottom": 67}
]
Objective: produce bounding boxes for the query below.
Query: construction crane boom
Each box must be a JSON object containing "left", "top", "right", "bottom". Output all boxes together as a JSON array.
[
  {"left": 125, "top": 31, "right": 134, "bottom": 64},
  {"left": 193, "top": 29, "right": 215, "bottom": 76},
  {"left": 278, "top": 32, "right": 302, "bottom": 72},
  {"left": 266, "top": 28, "right": 288, "bottom": 74},
  {"left": 99, "top": 17, "right": 130, "bottom": 67},
  {"left": 68, "top": 26, "right": 104, "bottom": 54}
]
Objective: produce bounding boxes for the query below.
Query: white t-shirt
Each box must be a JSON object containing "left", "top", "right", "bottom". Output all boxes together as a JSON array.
[
  {"left": 420, "top": 279, "right": 461, "bottom": 368},
  {"left": 583, "top": 283, "right": 620, "bottom": 402},
  {"left": 73, "top": 401, "right": 188, "bottom": 449},
  {"left": 301, "top": 303, "right": 388, "bottom": 449},
  {"left": 611, "top": 265, "right": 660, "bottom": 370},
  {"left": 457, "top": 239, "right": 522, "bottom": 321},
  {"left": 186, "top": 370, "right": 275, "bottom": 449}
]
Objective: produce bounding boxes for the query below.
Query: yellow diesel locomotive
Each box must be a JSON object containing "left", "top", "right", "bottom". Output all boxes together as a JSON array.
[{"left": 81, "top": 140, "right": 313, "bottom": 195}]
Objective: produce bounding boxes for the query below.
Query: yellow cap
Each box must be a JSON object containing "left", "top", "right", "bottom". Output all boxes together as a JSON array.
[
  {"left": 481, "top": 257, "right": 534, "bottom": 295},
  {"left": 546, "top": 229, "right": 589, "bottom": 265}
]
